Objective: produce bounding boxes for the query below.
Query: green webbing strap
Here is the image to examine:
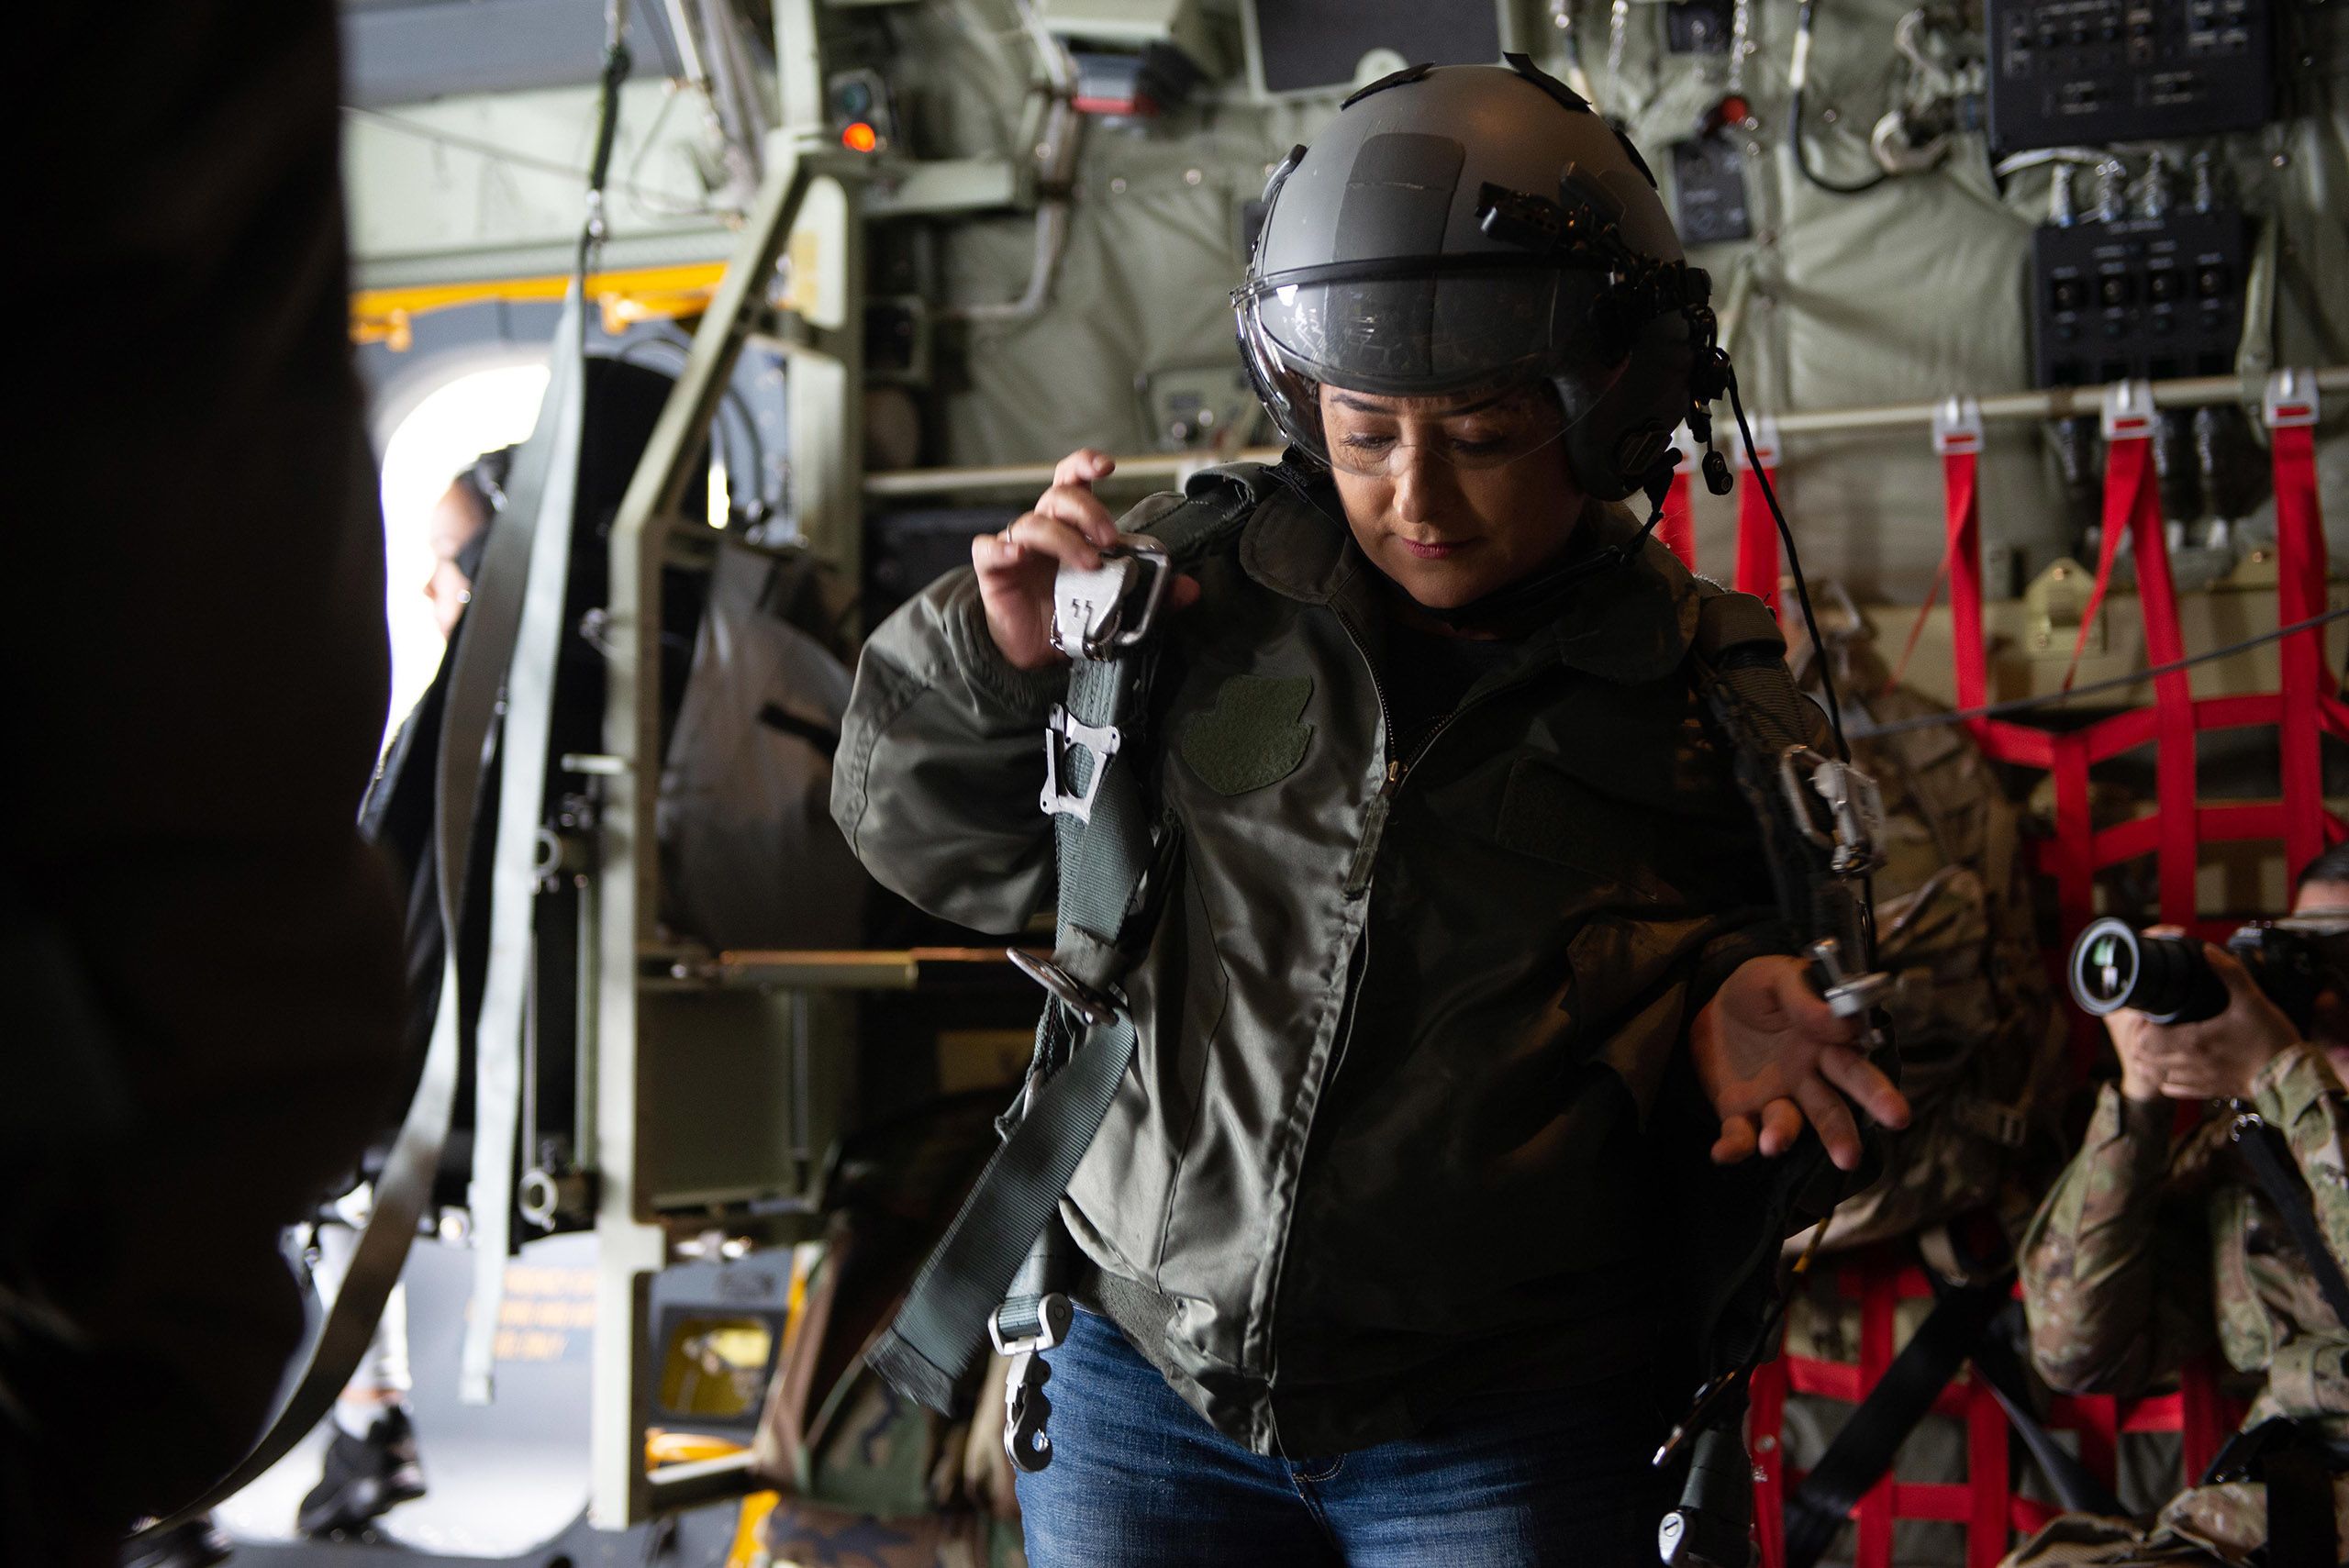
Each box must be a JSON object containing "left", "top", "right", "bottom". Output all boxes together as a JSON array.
[
  {"left": 1052, "top": 656, "right": 1160, "bottom": 974},
  {"left": 865, "top": 469, "right": 1264, "bottom": 1414},
  {"left": 865, "top": 1010, "right": 1140, "bottom": 1413}
]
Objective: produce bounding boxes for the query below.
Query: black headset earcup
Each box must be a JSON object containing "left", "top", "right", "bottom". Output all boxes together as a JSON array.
[{"left": 1561, "top": 314, "right": 1694, "bottom": 502}]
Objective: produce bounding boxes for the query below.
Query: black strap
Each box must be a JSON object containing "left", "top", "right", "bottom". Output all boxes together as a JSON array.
[
  {"left": 2233, "top": 1110, "right": 2349, "bottom": 1329},
  {"left": 2262, "top": 1445, "right": 2340, "bottom": 1568},
  {"left": 1783, "top": 1287, "right": 2121, "bottom": 1568},
  {"left": 1783, "top": 1279, "right": 2009, "bottom": 1568},
  {"left": 1965, "top": 1299, "right": 2123, "bottom": 1518},
  {"left": 865, "top": 470, "right": 1263, "bottom": 1414}
]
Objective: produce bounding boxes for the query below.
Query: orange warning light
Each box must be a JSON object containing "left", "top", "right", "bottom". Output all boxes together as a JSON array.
[{"left": 841, "top": 121, "right": 879, "bottom": 153}]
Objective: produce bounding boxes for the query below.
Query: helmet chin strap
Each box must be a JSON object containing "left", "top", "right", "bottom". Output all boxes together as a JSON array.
[{"left": 1410, "top": 458, "right": 1676, "bottom": 633}]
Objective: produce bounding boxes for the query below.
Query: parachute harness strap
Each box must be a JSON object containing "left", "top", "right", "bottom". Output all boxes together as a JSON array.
[{"left": 866, "top": 471, "right": 1263, "bottom": 1447}]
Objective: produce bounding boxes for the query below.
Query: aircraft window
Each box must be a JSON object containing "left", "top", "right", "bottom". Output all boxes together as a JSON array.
[{"left": 377, "top": 361, "right": 549, "bottom": 734}]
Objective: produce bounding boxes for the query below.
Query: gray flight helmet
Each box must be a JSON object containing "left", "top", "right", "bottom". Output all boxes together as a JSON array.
[{"left": 1234, "top": 56, "right": 1703, "bottom": 502}]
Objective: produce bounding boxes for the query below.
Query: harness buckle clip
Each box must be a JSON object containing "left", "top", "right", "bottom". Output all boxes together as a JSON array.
[
  {"left": 1776, "top": 748, "right": 1887, "bottom": 877},
  {"left": 991, "top": 1294, "right": 1072, "bottom": 1474},
  {"left": 1040, "top": 705, "right": 1122, "bottom": 823},
  {"left": 1809, "top": 936, "right": 1895, "bottom": 1022},
  {"left": 1006, "top": 948, "right": 1120, "bottom": 1029},
  {"left": 1050, "top": 537, "right": 1174, "bottom": 662}
]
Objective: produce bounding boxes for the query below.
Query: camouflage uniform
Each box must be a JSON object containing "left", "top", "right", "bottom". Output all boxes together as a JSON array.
[{"left": 2003, "top": 1043, "right": 2349, "bottom": 1565}]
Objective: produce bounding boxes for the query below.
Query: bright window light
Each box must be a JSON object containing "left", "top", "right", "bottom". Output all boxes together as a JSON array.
[{"left": 377, "top": 363, "right": 549, "bottom": 733}]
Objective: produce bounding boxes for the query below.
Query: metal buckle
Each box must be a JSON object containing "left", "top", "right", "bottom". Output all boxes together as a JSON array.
[
  {"left": 1809, "top": 936, "right": 1895, "bottom": 1023},
  {"left": 1932, "top": 395, "right": 1983, "bottom": 457},
  {"left": 988, "top": 1293, "right": 1073, "bottom": 1358},
  {"left": 1776, "top": 747, "right": 1887, "bottom": 876},
  {"left": 1040, "top": 705, "right": 1121, "bottom": 823},
  {"left": 1050, "top": 537, "right": 1174, "bottom": 662},
  {"left": 991, "top": 1294, "right": 1073, "bottom": 1474},
  {"left": 2265, "top": 368, "right": 2320, "bottom": 431},
  {"left": 2100, "top": 378, "right": 2154, "bottom": 442},
  {"left": 1006, "top": 948, "right": 1119, "bottom": 1028}
]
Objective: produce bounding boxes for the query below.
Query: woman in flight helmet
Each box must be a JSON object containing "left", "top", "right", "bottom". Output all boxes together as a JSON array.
[{"left": 835, "top": 55, "right": 1906, "bottom": 1566}]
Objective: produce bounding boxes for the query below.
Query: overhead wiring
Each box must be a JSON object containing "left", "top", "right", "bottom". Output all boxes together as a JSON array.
[
  {"left": 343, "top": 105, "right": 703, "bottom": 217},
  {"left": 1847, "top": 606, "right": 2349, "bottom": 740}
]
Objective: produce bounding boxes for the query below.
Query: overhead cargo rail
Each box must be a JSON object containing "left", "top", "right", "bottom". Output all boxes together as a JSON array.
[{"left": 860, "top": 367, "right": 2349, "bottom": 500}]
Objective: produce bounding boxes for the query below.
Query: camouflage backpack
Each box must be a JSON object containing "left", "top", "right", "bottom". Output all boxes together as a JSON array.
[
  {"left": 1793, "top": 609, "right": 2072, "bottom": 1260},
  {"left": 751, "top": 1094, "right": 1028, "bottom": 1568}
]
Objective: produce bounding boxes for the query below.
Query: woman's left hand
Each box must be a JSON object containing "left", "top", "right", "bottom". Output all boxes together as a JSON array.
[{"left": 1690, "top": 954, "right": 1910, "bottom": 1172}]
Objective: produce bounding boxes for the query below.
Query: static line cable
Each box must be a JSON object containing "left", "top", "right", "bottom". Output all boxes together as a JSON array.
[
  {"left": 1846, "top": 606, "right": 2349, "bottom": 740},
  {"left": 580, "top": 0, "right": 636, "bottom": 272}
]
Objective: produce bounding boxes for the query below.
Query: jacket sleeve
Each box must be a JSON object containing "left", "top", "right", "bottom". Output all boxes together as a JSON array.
[
  {"left": 2020, "top": 1084, "right": 2216, "bottom": 1396},
  {"left": 2247, "top": 1041, "right": 2349, "bottom": 1266},
  {"left": 831, "top": 567, "right": 1069, "bottom": 935}
]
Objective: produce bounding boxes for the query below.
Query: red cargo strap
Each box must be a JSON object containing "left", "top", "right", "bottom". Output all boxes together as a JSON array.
[
  {"left": 2270, "top": 372, "right": 2329, "bottom": 880},
  {"left": 1938, "top": 400, "right": 1987, "bottom": 715},
  {"left": 1662, "top": 462, "right": 1697, "bottom": 571},
  {"left": 1736, "top": 415, "right": 1782, "bottom": 616},
  {"left": 2093, "top": 385, "right": 2201, "bottom": 925},
  {"left": 1893, "top": 400, "right": 1986, "bottom": 698}
]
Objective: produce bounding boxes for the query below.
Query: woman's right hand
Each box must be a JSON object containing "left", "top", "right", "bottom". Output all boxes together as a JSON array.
[
  {"left": 974, "top": 449, "right": 1124, "bottom": 671},
  {"left": 974, "top": 449, "right": 1202, "bottom": 670}
]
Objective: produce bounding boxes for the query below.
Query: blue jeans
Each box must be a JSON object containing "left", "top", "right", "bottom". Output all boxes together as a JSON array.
[{"left": 1015, "top": 1309, "right": 1669, "bottom": 1567}]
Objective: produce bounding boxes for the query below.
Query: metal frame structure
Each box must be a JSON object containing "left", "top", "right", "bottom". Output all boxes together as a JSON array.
[{"left": 584, "top": 128, "right": 830, "bottom": 1523}]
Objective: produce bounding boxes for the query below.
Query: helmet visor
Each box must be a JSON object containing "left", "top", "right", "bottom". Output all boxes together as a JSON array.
[{"left": 1241, "top": 263, "right": 1617, "bottom": 399}]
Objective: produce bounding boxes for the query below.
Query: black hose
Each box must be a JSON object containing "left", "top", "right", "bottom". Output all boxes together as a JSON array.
[
  {"left": 1789, "top": 1, "right": 1889, "bottom": 197},
  {"left": 1725, "top": 368, "right": 1851, "bottom": 762}
]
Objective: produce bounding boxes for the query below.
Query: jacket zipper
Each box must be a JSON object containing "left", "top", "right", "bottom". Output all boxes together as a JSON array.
[
  {"left": 1264, "top": 605, "right": 1473, "bottom": 1416},
  {"left": 1334, "top": 604, "right": 1398, "bottom": 896}
]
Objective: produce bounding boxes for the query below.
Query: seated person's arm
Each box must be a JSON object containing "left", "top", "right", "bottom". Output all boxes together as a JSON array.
[
  {"left": 2132, "top": 940, "right": 2349, "bottom": 1280},
  {"left": 2017, "top": 944, "right": 2333, "bottom": 1396},
  {"left": 2017, "top": 1043, "right": 2216, "bottom": 1397}
]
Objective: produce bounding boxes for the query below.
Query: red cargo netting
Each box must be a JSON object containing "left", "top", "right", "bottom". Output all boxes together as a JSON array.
[{"left": 1746, "top": 372, "right": 2333, "bottom": 1566}]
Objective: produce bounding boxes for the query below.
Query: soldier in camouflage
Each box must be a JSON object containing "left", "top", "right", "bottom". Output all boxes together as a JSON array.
[{"left": 2004, "top": 845, "right": 2349, "bottom": 1565}]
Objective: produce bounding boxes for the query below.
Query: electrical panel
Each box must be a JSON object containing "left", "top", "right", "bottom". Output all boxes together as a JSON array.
[
  {"left": 1986, "top": 0, "right": 2274, "bottom": 153},
  {"left": 1240, "top": 0, "right": 1509, "bottom": 98},
  {"left": 2029, "top": 206, "right": 2247, "bottom": 388},
  {"left": 1670, "top": 139, "right": 1753, "bottom": 245}
]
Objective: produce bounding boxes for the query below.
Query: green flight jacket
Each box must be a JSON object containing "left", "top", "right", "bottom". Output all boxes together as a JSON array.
[
  {"left": 2021, "top": 1044, "right": 2349, "bottom": 1437},
  {"left": 833, "top": 476, "right": 1803, "bottom": 1454}
]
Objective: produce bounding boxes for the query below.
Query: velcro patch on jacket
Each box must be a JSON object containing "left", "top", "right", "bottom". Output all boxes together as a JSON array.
[
  {"left": 1494, "top": 756, "right": 1674, "bottom": 903},
  {"left": 1179, "top": 674, "right": 1314, "bottom": 795}
]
